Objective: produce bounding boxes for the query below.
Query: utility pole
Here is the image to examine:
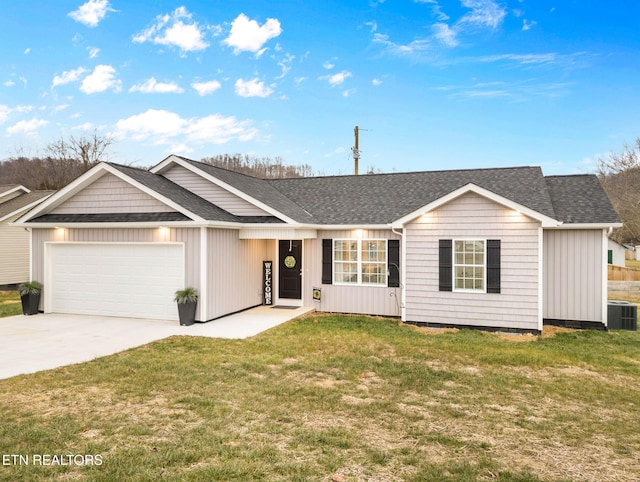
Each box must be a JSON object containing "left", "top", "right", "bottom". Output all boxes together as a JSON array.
[{"left": 352, "top": 125, "right": 360, "bottom": 175}]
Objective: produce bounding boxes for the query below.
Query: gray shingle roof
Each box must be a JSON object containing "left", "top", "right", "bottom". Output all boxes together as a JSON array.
[
  {"left": 0, "top": 191, "right": 53, "bottom": 221},
  {"left": 30, "top": 159, "right": 618, "bottom": 227},
  {"left": 268, "top": 166, "right": 557, "bottom": 224},
  {"left": 545, "top": 175, "right": 621, "bottom": 224},
  {"left": 166, "top": 160, "right": 620, "bottom": 226},
  {"left": 178, "top": 157, "right": 314, "bottom": 222}
]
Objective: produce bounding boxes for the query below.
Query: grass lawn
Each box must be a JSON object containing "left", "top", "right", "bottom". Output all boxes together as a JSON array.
[
  {"left": 0, "top": 290, "right": 21, "bottom": 318},
  {"left": 0, "top": 314, "right": 639, "bottom": 481}
]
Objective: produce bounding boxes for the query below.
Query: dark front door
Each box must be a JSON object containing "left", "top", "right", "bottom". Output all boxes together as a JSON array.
[{"left": 279, "top": 240, "right": 302, "bottom": 300}]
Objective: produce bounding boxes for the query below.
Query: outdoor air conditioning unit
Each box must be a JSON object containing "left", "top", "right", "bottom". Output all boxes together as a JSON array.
[{"left": 607, "top": 301, "right": 638, "bottom": 331}]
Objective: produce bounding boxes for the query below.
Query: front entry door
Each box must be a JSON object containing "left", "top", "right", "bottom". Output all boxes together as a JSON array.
[{"left": 279, "top": 240, "right": 302, "bottom": 300}]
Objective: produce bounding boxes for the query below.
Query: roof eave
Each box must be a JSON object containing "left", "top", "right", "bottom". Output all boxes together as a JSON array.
[{"left": 545, "top": 222, "right": 624, "bottom": 230}]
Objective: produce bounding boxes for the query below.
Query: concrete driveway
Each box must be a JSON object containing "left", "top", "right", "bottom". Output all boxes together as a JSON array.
[{"left": 0, "top": 306, "right": 314, "bottom": 380}]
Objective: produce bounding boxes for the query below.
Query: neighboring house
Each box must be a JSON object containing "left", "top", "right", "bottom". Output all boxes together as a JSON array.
[
  {"left": 0, "top": 185, "right": 53, "bottom": 286},
  {"left": 13, "top": 155, "right": 621, "bottom": 332},
  {"left": 607, "top": 239, "right": 629, "bottom": 267}
]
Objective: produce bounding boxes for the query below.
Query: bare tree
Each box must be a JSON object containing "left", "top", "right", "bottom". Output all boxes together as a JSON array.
[
  {"left": 598, "top": 138, "right": 640, "bottom": 243},
  {"left": 0, "top": 131, "right": 114, "bottom": 190},
  {"left": 46, "top": 131, "right": 114, "bottom": 170}
]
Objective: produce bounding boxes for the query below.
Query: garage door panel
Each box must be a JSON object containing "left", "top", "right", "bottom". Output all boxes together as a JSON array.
[{"left": 47, "top": 243, "right": 184, "bottom": 321}]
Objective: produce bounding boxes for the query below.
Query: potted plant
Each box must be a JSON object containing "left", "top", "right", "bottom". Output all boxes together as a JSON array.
[
  {"left": 174, "top": 287, "right": 198, "bottom": 326},
  {"left": 19, "top": 281, "right": 43, "bottom": 315}
]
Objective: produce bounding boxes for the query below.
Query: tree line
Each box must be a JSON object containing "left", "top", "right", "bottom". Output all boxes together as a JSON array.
[{"left": 0, "top": 134, "right": 314, "bottom": 191}]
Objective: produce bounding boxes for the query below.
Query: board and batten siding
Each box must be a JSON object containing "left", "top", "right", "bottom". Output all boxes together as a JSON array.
[
  {"left": 543, "top": 229, "right": 605, "bottom": 323},
  {"left": 163, "top": 165, "right": 270, "bottom": 217},
  {"left": 206, "top": 229, "right": 269, "bottom": 320},
  {"left": 305, "top": 229, "right": 402, "bottom": 317},
  {"left": 405, "top": 192, "right": 540, "bottom": 331},
  {"left": 51, "top": 173, "right": 174, "bottom": 214},
  {"left": 31, "top": 228, "right": 201, "bottom": 311},
  {"left": 0, "top": 212, "right": 30, "bottom": 285}
]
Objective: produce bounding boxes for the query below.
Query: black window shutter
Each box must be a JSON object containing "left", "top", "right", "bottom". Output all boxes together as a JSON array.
[
  {"left": 486, "top": 239, "right": 501, "bottom": 293},
  {"left": 322, "top": 239, "right": 333, "bottom": 284},
  {"left": 439, "top": 239, "right": 453, "bottom": 292},
  {"left": 388, "top": 239, "right": 400, "bottom": 287}
]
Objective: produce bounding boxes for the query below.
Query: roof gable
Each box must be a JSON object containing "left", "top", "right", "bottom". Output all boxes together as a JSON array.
[
  {"left": 152, "top": 156, "right": 312, "bottom": 223},
  {"left": 15, "top": 163, "right": 207, "bottom": 224},
  {"left": 392, "top": 183, "right": 560, "bottom": 228}
]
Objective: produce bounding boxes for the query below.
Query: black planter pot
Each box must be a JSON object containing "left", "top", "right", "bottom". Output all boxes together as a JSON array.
[
  {"left": 177, "top": 301, "right": 197, "bottom": 326},
  {"left": 21, "top": 293, "right": 41, "bottom": 315}
]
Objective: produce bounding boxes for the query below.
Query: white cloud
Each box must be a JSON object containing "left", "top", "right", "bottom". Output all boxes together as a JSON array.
[
  {"left": 129, "top": 77, "right": 184, "bottom": 94},
  {"left": 372, "top": 33, "right": 432, "bottom": 58},
  {"left": 323, "top": 60, "right": 335, "bottom": 70},
  {"left": 113, "top": 109, "right": 257, "bottom": 146},
  {"left": 372, "top": 78, "right": 382, "bottom": 86},
  {"left": 6, "top": 118, "right": 49, "bottom": 136},
  {"left": 433, "top": 22, "right": 458, "bottom": 47},
  {"left": 322, "top": 70, "right": 352, "bottom": 87},
  {"left": 234, "top": 78, "right": 274, "bottom": 98},
  {"left": 74, "top": 122, "right": 95, "bottom": 131},
  {"left": 88, "top": 46, "right": 100, "bottom": 58},
  {"left": 24, "top": 48, "right": 31, "bottom": 55},
  {"left": 4, "top": 80, "right": 15, "bottom": 87},
  {"left": 0, "top": 104, "right": 34, "bottom": 124},
  {"left": 0, "top": 105, "right": 10, "bottom": 123},
  {"left": 114, "top": 109, "right": 186, "bottom": 141},
  {"left": 186, "top": 115, "right": 258, "bottom": 143},
  {"left": 224, "top": 13, "right": 282, "bottom": 54},
  {"left": 522, "top": 19, "right": 537, "bottom": 31},
  {"left": 191, "top": 80, "right": 222, "bottom": 96},
  {"left": 52, "top": 67, "right": 87, "bottom": 87},
  {"left": 80, "top": 65, "right": 121, "bottom": 94},
  {"left": 460, "top": 0, "right": 506, "bottom": 29},
  {"left": 68, "top": 0, "right": 113, "bottom": 28},
  {"left": 133, "top": 6, "right": 210, "bottom": 54}
]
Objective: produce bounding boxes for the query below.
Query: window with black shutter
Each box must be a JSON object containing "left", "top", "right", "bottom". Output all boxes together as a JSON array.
[
  {"left": 388, "top": 239, "right": 400, "bottom": 288},
  {"left": 439, "top": 239, "right": 453, "bottom": 291},
  {"left": 322, "top": 239, "right": 332, "bottom": 284}
]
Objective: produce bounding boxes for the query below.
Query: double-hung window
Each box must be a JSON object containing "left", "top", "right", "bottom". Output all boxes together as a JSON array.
[
  {"left": 333, "top": 239, "right": 387, "bottom": 286},
  {"left": 453, "top": 240, "right": 485, "bottom": 291}
]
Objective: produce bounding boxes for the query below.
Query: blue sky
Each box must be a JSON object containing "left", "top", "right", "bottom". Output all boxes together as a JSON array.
[{"left": 1, "top": 1, "right": 639, "bottom": 175}]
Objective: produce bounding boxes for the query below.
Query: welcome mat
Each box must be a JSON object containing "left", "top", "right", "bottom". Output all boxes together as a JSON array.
[{"left": 271, "top": 305, "right": 299, "bottom": 310}]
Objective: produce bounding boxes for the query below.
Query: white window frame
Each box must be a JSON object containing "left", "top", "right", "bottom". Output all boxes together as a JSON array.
[
  {"left": 333, "top": 239, "right": 388, "bottom": 286},
  {"left": 453, "top": 239, "right": 487, "bottom": 293}
]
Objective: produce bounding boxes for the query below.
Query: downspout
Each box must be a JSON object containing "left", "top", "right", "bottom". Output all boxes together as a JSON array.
[{"left": 391, "top": 226, "right": 405, "bottom": 321}]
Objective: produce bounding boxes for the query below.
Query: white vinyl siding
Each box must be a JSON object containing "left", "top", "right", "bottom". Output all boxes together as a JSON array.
[
  {"left": 163, "top": 165, "right": 270, "bottom": 216},
  {"left": 0, "top": 212, "right": 30, "bottom": 285},
  {"left": 206, "top": 229, "right": 269, "bottom": 320},
  {"left": 51, "top": 173, "right": 174, "bottom": 214},
  {"left": 305, "top": 230, "right": 401, "bottom": 317},
  {"left": 543, "top": 229, "right": 605, "bottom": 323},
  {"left": 405, "top": 192, "right": 540, "bottom": 331}
]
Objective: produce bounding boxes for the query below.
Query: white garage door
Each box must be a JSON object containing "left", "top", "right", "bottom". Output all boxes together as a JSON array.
[{"left": 47, "top": 243, "right": 184, "bottom": 321}]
